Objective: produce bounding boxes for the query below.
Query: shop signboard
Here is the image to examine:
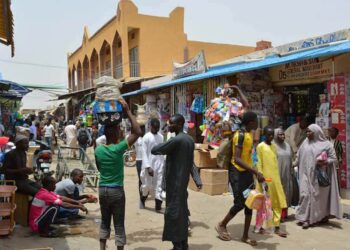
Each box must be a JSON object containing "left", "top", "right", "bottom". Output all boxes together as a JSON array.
[
  {"left": 173, "top": 50, "right": 207, "bottom": 79},
  {"left": 276, "top": 29, "right": 350, "bottom": 54},
  {"left": 346, "top": 75, "right": 350, "bottom": 189},
  {"left": 327, "top": 75, "right": 347, "bottom": 188},
  {"left": 271, "top": 57, "right": 332, "bottom": 82}
]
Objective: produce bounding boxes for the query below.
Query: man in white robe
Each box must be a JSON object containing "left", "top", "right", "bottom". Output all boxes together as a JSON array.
[{"left": 140, "top": 118, "right": 165, "bottom": 212}]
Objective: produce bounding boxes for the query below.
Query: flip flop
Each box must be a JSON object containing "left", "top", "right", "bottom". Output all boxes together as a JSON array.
[
  {"left": 241, "top": 237, "right": 257, "bottom": 246},
  {"left": 275, "top": 230, "right": 287, "bottom": 238},
  {"left": 215, "top": 224, "right": 231, "bottom": 241}
]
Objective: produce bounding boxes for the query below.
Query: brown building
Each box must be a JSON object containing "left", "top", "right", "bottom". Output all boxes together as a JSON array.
[{"left": 67, "top": 0, "right": 255, "bottom": 93}]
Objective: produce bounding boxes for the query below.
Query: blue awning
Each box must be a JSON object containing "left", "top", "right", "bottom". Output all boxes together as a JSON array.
[
  {"left": 123, "top": 40, "right": 350, "bottom": 97},
  {"left": 0, "top": 80, "right": 31, "bottom": 98}
]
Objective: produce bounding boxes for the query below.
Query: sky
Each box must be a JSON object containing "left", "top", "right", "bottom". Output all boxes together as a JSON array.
[{"left": 0, "top": 0, "right": 349, "bottom": 109}]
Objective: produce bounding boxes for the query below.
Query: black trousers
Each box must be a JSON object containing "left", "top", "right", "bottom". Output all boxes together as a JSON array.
[
  {"left": 172, "top": 239, "right": 188, "bottom": 250},
  {"left": 16, "top": 179, "right": 41, "bottom": 196},
  {"left": 37, "top": 205, "right": 59, "bottom": 234},
  {"left": 229, "top": 166, "right": 253, "bottom": 216}
]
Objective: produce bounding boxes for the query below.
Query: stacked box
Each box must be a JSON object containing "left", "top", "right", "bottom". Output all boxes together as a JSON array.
[
  {"left": 194, "top": 144, "right": 217, "bottom": 169},
  {"left": 200, "top": 169, "right": 228, "bottom": 196}
]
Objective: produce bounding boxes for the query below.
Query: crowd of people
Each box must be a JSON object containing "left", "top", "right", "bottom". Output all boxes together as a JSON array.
[{"left": 0, "top": 87, "right": 344, "bottom": 250}]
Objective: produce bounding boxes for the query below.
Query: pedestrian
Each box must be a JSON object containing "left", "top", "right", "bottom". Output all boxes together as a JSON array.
[
  {"left": 151, "top": 114, "right": 194, "bottom": 250},
  {"left": 3, "top": 135, "right": 41, "bottom": 196},
  {"left": 284, "top": 116, "right": 310, "bottom": 155},
  {"left": 64, "top": 120, "right": 78, "bottom": 158},
  {"left": 36, "top": 122, "right": 42, "bottom": 141},
  {"left": 91, "top": 122, "right": 99, "bottom": 149},
  {"left": 295, "top": 124, "right": 341, "bottom": 229},
  {"left": 273, "top": 128, "right": 294, "bottom": 221},
  {"left": 29, "top": 176, "right": 88, "bottom": 237},
  {"left": 215, "top": 111, "right": 264, "bottom": 246},
  {"left": 77, "top": 123, "right": 92, "bottom": 162},
  {"left": 256, "top": 126, "right": 287, "bottom": 237},
  {"left": 135, "top": 125, "right": 146, "bottom": 208},
  {"left": 94, "top": 99, "right": 142, "bottom": 250},
  {"left": 328, "top": 127, "right": 343, "bottom": 190},
  {"left": 55, "top": 168, "right": 97, "bottom": 218},
  {"left": 141, "top": 118, "right": 165, "bottom": 212},
  {"left": 43, "top": 118, "right": 55, "bottom": 154},
  {"left": 29, "top": 117, "right": 37, "bottom": 141},
  {"left": 0, "top": 120, "right": 5, "bottom": 136}
]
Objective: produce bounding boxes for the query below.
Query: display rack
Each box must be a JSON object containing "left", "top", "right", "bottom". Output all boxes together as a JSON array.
[{"left": 0, "top": 180, "right": 17, "bottom": 236}]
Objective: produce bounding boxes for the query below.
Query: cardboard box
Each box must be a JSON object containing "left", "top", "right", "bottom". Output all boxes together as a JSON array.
[
  {"left": 194, "top": 150, "right": 217, "bottom": 168},
  {"left": 200, "top": 169, "right": 228, "bottom": 185},
  {"left": 201, "top": 183, "right": 228, "bottom": 196},
  {"left": 195, "top": 143, "right": 209, "bottom": 150}
]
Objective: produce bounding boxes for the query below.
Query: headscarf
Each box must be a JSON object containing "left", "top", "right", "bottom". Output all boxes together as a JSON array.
[
  {"left": 299, "top": 124, "right": 331, "bottom": 158},
  {"left": 274, "top": 128, "right": 284, "bottom": 144},
  {"left": 15, "top": 134, "right": 28, "bottom": 144},
  {"left": 308, "top": 124, "right": 327, "bottom": 142}
]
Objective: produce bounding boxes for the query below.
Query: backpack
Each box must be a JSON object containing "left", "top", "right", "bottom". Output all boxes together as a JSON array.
[
  {"left": 78, "top": 129, "right": 89, "bottom": 145},
  {"left": 216, "top": 130, "right": 245, "bottom": 169}
]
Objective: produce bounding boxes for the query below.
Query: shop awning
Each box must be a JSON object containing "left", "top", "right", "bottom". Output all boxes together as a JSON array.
[
  {"left": 0, "top": 79, "right": 31, "bottom": 98},
  {"left": 123, "top": 40, "right": 350, "bottom": 97}
]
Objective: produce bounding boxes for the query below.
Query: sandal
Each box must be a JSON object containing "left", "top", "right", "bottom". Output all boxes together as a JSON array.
[
  {"left": 302, "top": 222, "right": 309, "bottom": 229},
  {"left": 215, "top": 224, "right": 232, "bottom": 241},
  {"left": 275, "top": 229, "right": 287, "bottom": 238},
  {"left": 241, "top": 237, "right": 257, "bottom": 246}
]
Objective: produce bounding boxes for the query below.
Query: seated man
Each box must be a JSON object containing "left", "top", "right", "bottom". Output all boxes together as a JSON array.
[
  {"left": 3, "top": 135, "right": 41, "bottom": 196},
  {"left": 55, "top": 168, "right": 97, "bottom": 218},
  {"left": 29, "top": 176, "right": 88, "bottom": 237}
]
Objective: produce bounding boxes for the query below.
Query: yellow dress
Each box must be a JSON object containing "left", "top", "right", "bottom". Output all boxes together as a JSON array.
[{"left": 256, "top": 142, "right": 287, "bottom": 209}]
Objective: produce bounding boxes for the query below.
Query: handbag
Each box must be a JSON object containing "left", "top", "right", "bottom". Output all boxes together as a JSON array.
[{"left": 316, "top": 165, "right": 331, "bottom": 187}]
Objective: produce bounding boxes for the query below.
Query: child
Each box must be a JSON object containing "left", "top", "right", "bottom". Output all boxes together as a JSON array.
[
  {"left": 328, "top": 127, "right": 343, "bottom": 190},
  {"left": 29, "top": 176, "right": 88, "bottom": 237},
  {"left": 256, "top": 126, "right": 287, "bottom": 237}
]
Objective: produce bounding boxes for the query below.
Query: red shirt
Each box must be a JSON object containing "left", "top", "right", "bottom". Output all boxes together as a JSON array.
[{"left": 29, "top": 188, "right": 62, "bottom": 232}]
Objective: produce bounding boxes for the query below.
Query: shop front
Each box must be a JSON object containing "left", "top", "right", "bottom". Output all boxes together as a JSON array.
[{"left": 269, "top": 53, "right": 350, "bottom": 194}]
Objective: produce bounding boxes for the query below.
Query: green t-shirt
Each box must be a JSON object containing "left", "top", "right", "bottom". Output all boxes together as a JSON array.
[{"left": 95, "top": 140, "right": 129, "bottom": 187}]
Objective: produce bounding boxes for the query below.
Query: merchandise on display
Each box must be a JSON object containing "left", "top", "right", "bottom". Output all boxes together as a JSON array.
[
  {"left": 93, "top": 76, "right": 124, "bottom": 125},
  {"left": 94, "top": 76, "right": 123, "bottom": 102},
  {"left": 202, "top": 93, "right": 244, "bottom": 145}
]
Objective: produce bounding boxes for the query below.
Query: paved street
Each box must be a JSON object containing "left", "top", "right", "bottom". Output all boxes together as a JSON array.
[{"left": 2, "top": 156, "right": 350, "bottom": 250}]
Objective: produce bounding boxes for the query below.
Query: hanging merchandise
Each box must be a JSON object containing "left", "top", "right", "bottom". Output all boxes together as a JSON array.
[
  {"left": 202, "top": 88, "right": 244, "bottom": 145},
  {"left": 190, "top": 94, "right": 204, "bottom": 114}
]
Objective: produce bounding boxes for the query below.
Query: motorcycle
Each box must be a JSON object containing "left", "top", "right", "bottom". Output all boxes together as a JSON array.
[{"left": 32, "top": 140, "right": 53, "bottom": 181}]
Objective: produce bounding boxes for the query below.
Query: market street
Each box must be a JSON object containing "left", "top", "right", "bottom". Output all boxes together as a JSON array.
[{"left": 2, "top": 156, "right": 350, "bottom": 250}]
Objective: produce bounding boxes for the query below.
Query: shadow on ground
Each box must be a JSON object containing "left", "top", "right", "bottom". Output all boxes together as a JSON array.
[
  {"left": 126, "top": 227, "right": 163, "bottom": 243},
  {"left": 227, "top": 223, "right": 279, "bottom": 250}
]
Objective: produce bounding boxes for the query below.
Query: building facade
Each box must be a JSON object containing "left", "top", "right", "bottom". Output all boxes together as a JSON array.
[{"left": 67, "top": 0, "right": 255, "bottom": 93}]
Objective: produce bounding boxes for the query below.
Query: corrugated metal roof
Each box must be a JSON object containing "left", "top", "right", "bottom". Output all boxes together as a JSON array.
[{"left": 123, "top": 40, "right": 350, "bottom": 97}]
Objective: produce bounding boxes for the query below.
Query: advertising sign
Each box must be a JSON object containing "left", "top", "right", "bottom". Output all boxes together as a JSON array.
[
  {"left": 173, "top": 51, "right": 207, "bottom": 79},
  {"left": 328, "top": 75, "right": 347, "bottom": 188}
]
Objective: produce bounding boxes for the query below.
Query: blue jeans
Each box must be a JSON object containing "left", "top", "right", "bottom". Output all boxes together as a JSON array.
[{"left": 58, "top": 187, "right": 80, "bottom": 218}]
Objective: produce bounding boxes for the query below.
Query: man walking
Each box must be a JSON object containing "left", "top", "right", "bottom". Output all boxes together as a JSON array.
[
  {"left": 140, "top": 118, "right": 165, "bottom": 212},
  {"left": 215, "top": 111, "right": 264, "bottom": 246},
  {"left": 95, "top": 99, "right": 142, "bottom": 250},
  {"left": 151, "top": 114, "right": 194, "bottom": 250}
]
